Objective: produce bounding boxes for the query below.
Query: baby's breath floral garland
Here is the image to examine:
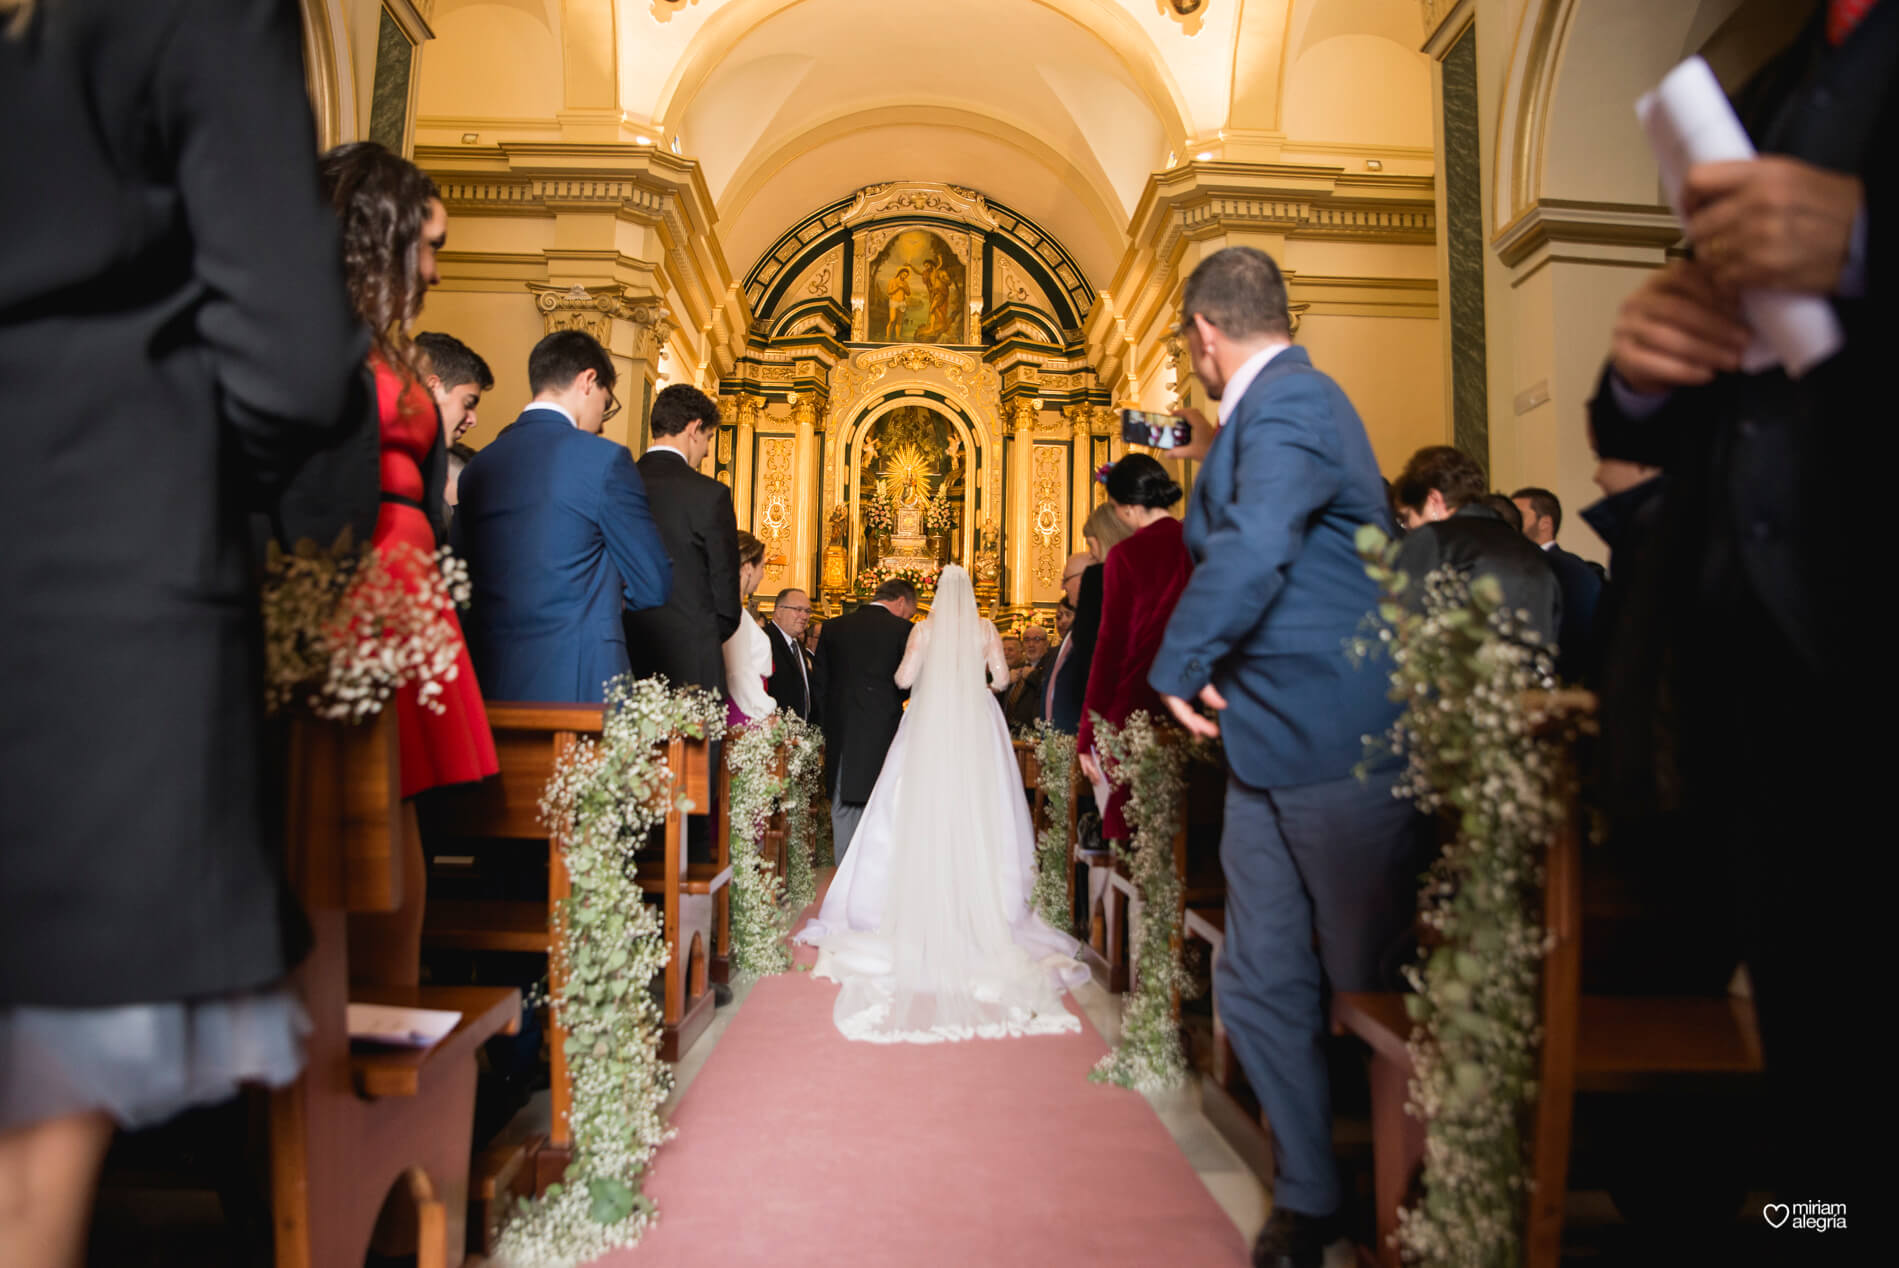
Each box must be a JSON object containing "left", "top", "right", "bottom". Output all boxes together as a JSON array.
[
  {"left": 1088, "top": 710, "right": 1194, "bottom": 1094},
  {"left": 495, "top": 676, "right": 724, "bottom": 1268},
  {"left": 1028, "top": 722, "right": 1078, "bottom": 930},
  {"left": 261, "top": 531, "right": 470, "bottom": 722},
  {"left": 721, "top": 713, "right": 820, "bottom": 979},
  {"left": 1353, "top": 526, "right": 1566, "bottom": 1268},
  {"left": 777, "top": 720, "right": 826, "bottom": 919}
]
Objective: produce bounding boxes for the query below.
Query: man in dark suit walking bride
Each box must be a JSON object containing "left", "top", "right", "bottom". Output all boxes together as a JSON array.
[{"left": 812, "top": 578, "right": 917, "bottom": 861}]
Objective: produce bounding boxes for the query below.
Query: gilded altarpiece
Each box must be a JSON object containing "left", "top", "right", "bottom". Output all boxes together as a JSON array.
[{"left": 728, "top": 182, "right": 1111, "bottom": 620}]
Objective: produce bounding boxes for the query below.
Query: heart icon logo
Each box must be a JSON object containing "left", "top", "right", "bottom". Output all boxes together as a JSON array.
[{"left": 1763, "top": 1203, "right": 1790, "bottom": 1228}]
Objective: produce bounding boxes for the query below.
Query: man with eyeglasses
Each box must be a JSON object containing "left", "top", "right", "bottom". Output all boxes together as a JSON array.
[
  {"left": 766, "top": 587, "right": 817, "bottom": 721},
  {"left": 453, "top": 329, "right": 671, "bottom": 703}
]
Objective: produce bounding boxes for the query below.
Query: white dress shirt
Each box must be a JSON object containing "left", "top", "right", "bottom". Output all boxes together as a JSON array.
[
  {"left": 524, "top": 400, "right": 578, "bottom": 427},
  {"left": 1216, "top": 341, "right": 1292, "bottom": 425},
  {"left": 723, "top": 613, "right": 777, "bottom": 722}
]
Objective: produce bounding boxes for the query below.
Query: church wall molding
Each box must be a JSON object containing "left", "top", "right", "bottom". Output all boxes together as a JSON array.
[
  {"left": 1492, "top": 198, "right": 1682, "bottom": 278},
  {"left": 416, "top": 140, "right": 750, "bottom": 381}
]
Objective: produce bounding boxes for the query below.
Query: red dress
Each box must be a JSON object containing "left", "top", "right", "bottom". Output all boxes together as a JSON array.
[
  {"left": 1077, "top": 516, "right": 1193, "bottom": 841},
  {"left": 370, "top": 352, "right": 498, "bottom": 798}
]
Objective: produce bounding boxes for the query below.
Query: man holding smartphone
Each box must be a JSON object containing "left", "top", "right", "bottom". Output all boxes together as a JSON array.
[{"left": 1147, "top": 247, "right": 1418, "bottom": 1268}]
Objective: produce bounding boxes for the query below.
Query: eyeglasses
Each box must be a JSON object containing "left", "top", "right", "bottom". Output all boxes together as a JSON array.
[
  {"left": 779, "top": 604, "right": 811, "bottom": 615},
  {"left": 600, "top": 385, "right": 621, "bottom": 423}
]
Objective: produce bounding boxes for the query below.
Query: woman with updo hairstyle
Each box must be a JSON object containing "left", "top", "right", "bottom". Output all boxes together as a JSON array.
[
  {"left": 1077, "top": 453, "right": 1194, "bottom": 842},
  {"left": 722, "top": 531, "right": 779, "bottom": 726}
]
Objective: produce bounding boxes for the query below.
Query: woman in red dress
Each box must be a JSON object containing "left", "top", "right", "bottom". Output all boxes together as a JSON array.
[
  {"left": 321, "top": 143, "right": 497, "bottom": 801},
  {"left": 1078, "top": 454, "right": 1193, "bottom": 842}
]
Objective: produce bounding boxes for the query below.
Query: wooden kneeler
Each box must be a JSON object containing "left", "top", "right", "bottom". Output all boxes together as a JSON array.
[{"left": 272, "top": 710, "right": 519, "bottom": 1268}]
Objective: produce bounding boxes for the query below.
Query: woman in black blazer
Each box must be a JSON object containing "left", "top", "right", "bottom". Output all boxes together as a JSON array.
[{"left": 0, "top": 1, "right": 365, "bottom": 1250}]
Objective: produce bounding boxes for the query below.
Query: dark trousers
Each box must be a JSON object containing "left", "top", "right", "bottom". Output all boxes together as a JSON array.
[
  {"left": 1680, "top": 587, "right": 1867, "bottom": 1217},
  {"left": 1216, "top": 766, "right": 1425, "bottom": 1217}
]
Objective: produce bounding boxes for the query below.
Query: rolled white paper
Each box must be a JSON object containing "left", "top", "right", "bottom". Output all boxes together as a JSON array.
[{"left": 1636, "top": 56, "right": 1844, "bottom": 379}]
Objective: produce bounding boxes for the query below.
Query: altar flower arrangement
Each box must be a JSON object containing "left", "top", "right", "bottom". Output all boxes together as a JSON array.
[
  {"left": 261, "top": 531, "right": 470, "bottom": 722},
  {"left": 854, "top": 562, "right": 940, "bottom": 594},
  {"left": 922, "top": 481, "right": 956, "bottom": 535},
  {"left": 862, "top": 485, "right": 895, "bottom": 536}
]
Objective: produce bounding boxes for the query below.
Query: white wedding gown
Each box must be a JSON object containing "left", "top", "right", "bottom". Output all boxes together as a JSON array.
[{"left": 794, "top": 565, "right": 1088, "bottom": 1043}]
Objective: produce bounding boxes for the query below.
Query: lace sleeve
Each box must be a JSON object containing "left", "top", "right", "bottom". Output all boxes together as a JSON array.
[
  {"left": 981, "top": 620, "right": 1010, "bottom": 691},
  {"left": 894, "top": 620, "right": 929, "bottom": 688}
]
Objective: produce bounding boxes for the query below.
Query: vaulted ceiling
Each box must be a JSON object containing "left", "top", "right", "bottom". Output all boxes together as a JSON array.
[{"left": 419, "top": 0, "right": 1432, "bottom": 287}]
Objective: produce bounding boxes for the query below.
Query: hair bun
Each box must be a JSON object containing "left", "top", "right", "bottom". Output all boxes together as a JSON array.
[{"left": 1105, "top": 452, "right": 1183, "bottom": 509}]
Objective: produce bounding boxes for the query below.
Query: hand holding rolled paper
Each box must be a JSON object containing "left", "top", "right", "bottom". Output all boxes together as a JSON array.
[{"left": 1636, "top": 56, "right": 1847, "bottom": 379}]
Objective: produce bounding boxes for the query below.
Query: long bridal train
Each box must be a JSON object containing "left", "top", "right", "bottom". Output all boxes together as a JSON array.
[{"left": 794, "top": 566, "right": 1088, "bottom": 1043}]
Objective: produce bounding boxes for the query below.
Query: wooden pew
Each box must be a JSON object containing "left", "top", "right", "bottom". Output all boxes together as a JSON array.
[
  {"left": 1331, "top": 702, "right": 1764, "bottom": 1268},
  {"left": 419, "top": 706, "right": 726, "bottom": 1250},
  {"left": 272, "top": 710, "right": 519, "bottom": 1268}
]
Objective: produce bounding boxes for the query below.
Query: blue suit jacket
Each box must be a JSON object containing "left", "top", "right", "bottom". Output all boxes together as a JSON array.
[
  {"left": 453, "top": 408, "right": 672, "bottom": 703},
  {"left": 1147, "top": 346, "right": 1400, "bottom": 790}
]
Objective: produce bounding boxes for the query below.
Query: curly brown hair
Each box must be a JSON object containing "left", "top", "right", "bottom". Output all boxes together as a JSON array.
[{"left": 317, "top": 142, "right": 440, "bottom": 372}]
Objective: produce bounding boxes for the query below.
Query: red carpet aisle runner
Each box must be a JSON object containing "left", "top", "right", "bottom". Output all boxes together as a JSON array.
[{"left": 610, "top": 903, "right": 1249, "bottom": 1267}]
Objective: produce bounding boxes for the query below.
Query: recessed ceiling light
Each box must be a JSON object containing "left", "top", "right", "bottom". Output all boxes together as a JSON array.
[
  {"left": 1194, "top": 151, "right": 1213, "bottom": 161},
  {"left": 1365, "top": 159, "right": 1384, "bottom": 171},
  {"left": 461, "top": 133, "right": 479, "bottom": 145},
  {"left": 635, "top": 135, "right": 654, "bottom": 146}
]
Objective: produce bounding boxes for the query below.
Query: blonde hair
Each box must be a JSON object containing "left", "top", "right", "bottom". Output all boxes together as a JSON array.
[
  {"left": 1083, "top": 502, "right": 1134, "bottom": 556},
  {"left": 2, "top": 0, "right": 36, "bottom": 39}
]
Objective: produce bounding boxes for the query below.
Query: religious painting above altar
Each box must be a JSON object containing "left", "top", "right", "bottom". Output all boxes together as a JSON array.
[{"left": 867, "top": 229, "right": 967, "bottom": 345}]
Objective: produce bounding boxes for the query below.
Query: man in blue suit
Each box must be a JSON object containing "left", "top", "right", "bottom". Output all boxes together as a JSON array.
[
  {"left": 454, "top": 330, "right": 672, "bottom": 703},
  {"left": 1148, "top": 248, "right": 1422, "bottom": 1268}
]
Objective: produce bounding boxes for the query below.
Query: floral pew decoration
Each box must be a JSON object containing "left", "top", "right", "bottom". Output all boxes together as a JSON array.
[
  {"left": 1027, "top": 721, "right": 1078, "bottom": 931},
  {"left": 495, "top": 676, "right": 724, "bottom": 1268},
  {"left": 1352, "top": 525, "right": 1570, "bottom": 1268},
  {"left": 1088, "top": 711, "right": 1219, "bottom": 1094},
  {"left": 724, "top": 712, "right": 826, "bottom": 982}
]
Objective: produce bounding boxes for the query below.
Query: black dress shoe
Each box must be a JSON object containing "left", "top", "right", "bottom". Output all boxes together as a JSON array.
[
  {"left": 712, "top": 981, "right": 734, "bottom": 1007},
  {"left": 1252, "top": 1207, "right": 1342, "bottom": 1268}
]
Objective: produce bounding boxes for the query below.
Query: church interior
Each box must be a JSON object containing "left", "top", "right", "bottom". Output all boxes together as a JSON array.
[{"left": 7, "top": 0, "right": 1861, "bottom": 1265}]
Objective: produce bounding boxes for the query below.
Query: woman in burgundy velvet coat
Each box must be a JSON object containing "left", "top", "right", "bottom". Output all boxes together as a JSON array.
[{"left": 1078, "top": 454, "right": 1193, "bottom": 841}]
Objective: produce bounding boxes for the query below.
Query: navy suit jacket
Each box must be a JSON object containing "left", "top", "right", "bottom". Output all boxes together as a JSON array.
[
  {"left": 453, "top": 408, "right": 672, "bottom": 703},
  {"left": 1147, "top": 346, "right": 1400, "bottom": 790}
]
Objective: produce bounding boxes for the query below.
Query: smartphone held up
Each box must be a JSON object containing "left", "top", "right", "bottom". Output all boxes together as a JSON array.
[{"left": 1119, "top": 409, "right": 1192, "bottom": 450}]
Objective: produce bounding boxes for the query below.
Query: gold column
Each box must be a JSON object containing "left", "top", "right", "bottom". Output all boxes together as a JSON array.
[
  {"left": 731, "top": 395, "right": 757, "bottom": 529},
  {"left": 526, "top": 283, "right": 670, "bottom": 452},
  {"left": 1007, "top": 396, "right": 1037, "bottom": 608},
  {"left": 1068, "top": 406, "right": 1094, "bottom": 553},
  {"left": 790, "top": 395, "right": 820, "bottom": 593}
]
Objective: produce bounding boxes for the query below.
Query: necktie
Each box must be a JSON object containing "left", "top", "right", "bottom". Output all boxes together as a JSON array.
[
  {"left": 1829, "top": 0, "right": 1879, "bottom": 45},
  {"left": 1044, "top": 635, "right": 1072, "bottom": 720}
]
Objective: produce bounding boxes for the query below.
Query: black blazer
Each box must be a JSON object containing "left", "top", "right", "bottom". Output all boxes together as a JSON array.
[
  {"left": 624, "top": 449, "right": 742, "bottom": 693},
  {"left": 813, "top": 604, "right": 913, "bottom": 803},
  {"left": 765, "top": 619, "right": 814, "bottom": 720},
  {"left": 1, "top": 0, "right": 366, "bottom": 1007},
  {"left": 1048, "top": 562, "right": 1104, "bottom": 734},
  {"left": 1586, "top": 5, "right": 1895, "bottom": 677},
  {"left": 1393, "top": 505, "right": 1563, "bottom": 649},
  {"left": 1543, "top": 543, "right": 1602, "bottom": 683}
]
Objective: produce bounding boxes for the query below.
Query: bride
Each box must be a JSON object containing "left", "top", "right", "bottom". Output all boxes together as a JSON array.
[{"left": 794, "top": 564, "right": 1088, "bottom": 1043}]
